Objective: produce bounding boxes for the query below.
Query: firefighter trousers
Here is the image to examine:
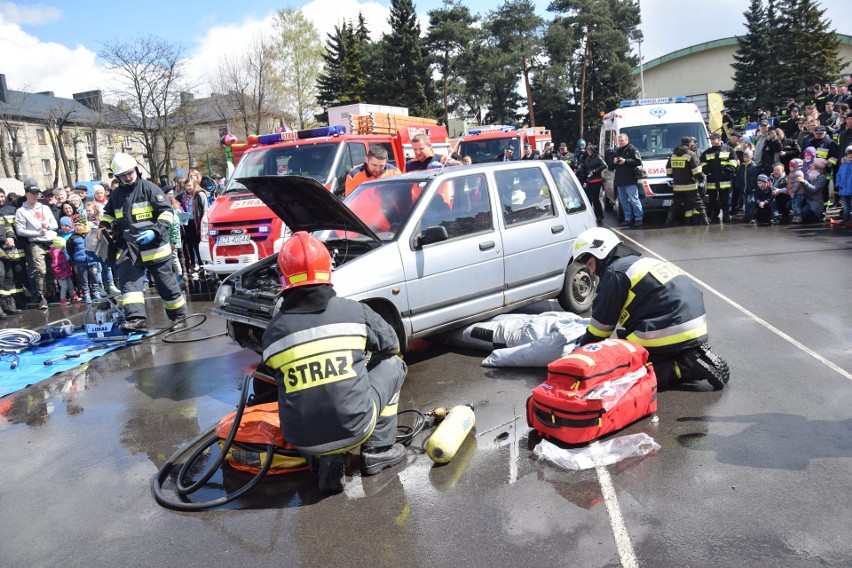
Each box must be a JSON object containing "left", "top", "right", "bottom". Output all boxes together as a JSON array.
[
  {"left": 362, "top": 355, "right": 407, "bottom": 449},
  {"left": 115, "top": 253, "right": 186, "bottom": 322},
  {"left": 707, "top": 188, "right": 730, "bottom": 222},
  {"left": 669, "top": 190, "right": 707, "bottom": 224}
]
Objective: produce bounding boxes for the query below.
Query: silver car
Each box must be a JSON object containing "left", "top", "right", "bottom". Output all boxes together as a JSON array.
[{"left": 212, "top": 160, "right": 598, "bottom": 353}]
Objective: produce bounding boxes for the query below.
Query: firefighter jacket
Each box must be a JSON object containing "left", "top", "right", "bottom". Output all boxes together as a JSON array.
[
  {"left": 700, "top": 144, "right": 738, "bottom": 190},
  {"left": 0, "top": 203, "right": 24, "bottom": 261},
  {"left": 580, "top": 255, "right": 708, "bottom": 356},
  {"left": 810, "top": 137, "right": 840, "bottom": 176},
  {"left": 100, "top": 177, "right": 175, "bottom": 266},
  {"left": 344, "top": 163, "right": 401, "bottom": 197},
  {"left": 261, "top": 287, "right": 401, "bottom": 455},
  {"left": 665, "top": 146, "right": 703, "bottom": 191}
]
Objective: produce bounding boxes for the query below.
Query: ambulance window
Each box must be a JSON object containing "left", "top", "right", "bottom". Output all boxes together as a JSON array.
[{"left": 545, "top": 162, "right": 587, "bottom": 215}]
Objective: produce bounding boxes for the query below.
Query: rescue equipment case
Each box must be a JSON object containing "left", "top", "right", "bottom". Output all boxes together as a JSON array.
[{"left": 526, "top": 339, "right": 657, "bottom": 445}]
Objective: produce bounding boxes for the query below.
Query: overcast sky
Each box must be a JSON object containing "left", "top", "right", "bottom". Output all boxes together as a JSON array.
[{"left": 0, "top": 0, "right": 849, "bottom": 99}]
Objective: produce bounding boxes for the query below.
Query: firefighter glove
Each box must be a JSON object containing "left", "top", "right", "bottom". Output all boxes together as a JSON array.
[{"left": 136, "top": 230, "right": 156, "bottom": 245}]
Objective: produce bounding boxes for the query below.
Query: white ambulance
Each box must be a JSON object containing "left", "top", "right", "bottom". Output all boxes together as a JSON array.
[{"left": 599, "top": 97, "right": 709, "bottom": 218}]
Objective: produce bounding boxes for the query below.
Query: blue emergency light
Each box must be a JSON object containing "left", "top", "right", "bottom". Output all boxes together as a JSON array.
[
  {"left": 619, "top": 96, "right": 688, "bottom": 107},
  {"left": 257, "top": 125, "right": 346, "bottom": 145},
  {"left": 468, "top": 125, "right": 516, "bottom": 135},
  {"left": 258, "top": 225, "right": 270, "bottom": 234}
]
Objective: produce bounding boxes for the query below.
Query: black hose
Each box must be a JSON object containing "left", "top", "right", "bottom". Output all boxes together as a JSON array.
[{"left": 396, "top": 409, "right": 427, "bottom": 446}]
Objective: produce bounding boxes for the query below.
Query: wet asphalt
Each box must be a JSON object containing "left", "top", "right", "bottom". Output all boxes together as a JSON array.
[{"left": 0, "top": 212, "right": 850, "bottom": 568}]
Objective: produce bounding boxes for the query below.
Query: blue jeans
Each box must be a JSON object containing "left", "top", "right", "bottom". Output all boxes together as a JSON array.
[{"left": 617, "top": 184, "right": 643, "bottom": 221}]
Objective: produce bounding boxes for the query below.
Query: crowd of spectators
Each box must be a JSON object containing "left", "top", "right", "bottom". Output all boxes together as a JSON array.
[{"left": 0, "top": 168, "right": 224, "bottom": 318}]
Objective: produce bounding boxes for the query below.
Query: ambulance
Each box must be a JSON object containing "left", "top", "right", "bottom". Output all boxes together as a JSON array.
[
  {"left": 456, "top": 125, "right": 552, "bottom": 164},
  {"left": 200, "top": 124, "right": 451, "bottom": 276},
  {"left": 599, "top": 97, "right": 709, "bottom": 218}
]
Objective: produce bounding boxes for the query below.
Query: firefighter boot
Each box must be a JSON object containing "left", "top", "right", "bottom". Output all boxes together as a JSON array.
[
  {"left": 316, "top": 454, "right": 345, "bottom": 494},
  {"left": 675, "top": 343, "right": 730, "bottom": 390},
  {"left": 0, "top": 300, "right": 6, "bottom": 319},
  {"left": 360, "top": 443, "right": 406, "bottom": 476},
  {"left": 2, "top": 296, "right": 21, "bottom": 314}
]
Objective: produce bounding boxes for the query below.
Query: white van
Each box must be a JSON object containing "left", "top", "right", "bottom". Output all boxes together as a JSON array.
[{"left": 599, "top": 97, "right": 710, "bottom": 218}]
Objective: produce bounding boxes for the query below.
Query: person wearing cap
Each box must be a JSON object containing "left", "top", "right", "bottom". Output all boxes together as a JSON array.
[
  {"left": 803, "top": 125, "right": 840, "bottom": 204},
  {"left": 100, "top": 152, "right": 186, "bottom": 332},
  {"left": 520, "top": 143, "right": 539, "bottom": 161},
  {"left": 700, "top": 132, "right": 738, "bottom": 223},
  {"left": 495, "top": 145, "right": 515, "bottom": 162},
  {"left": 665, "top": 137, "right": 708, "bottom": 226},
  {"left": 14, "top": 181, "right": 57, "bottom": 309},
  {"left": 557, "top": 142, "right": 571, "bottom": 163},
  {"left": 733, "top": 147, "right": 758, "bottom": 221},
  {"left": 573, "top": 139, "right": 587, "bottom": 167},
  {"left": 752, "top": 173, "right": 779, "bottom": 225}
]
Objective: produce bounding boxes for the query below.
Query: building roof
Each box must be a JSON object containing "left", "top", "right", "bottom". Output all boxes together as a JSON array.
[
  {"left": 0, "top": 83, "right": 140, "bottom": 129},
  {"left": 634, "top": 34, "right": 852, "bottom": 74}
]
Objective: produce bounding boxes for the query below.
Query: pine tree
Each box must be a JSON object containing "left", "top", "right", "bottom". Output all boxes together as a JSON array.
[
  {"left": 724, "top": 0, "right": 773, "bottom": 120},
  {"left": 776, "top": 0, "right": 843, "bottom": 102},
  {"left": 316, "top": 24, "right": 348, "bottom": 122},
  {"left": 374, "top": 0, "right": 436, "bottom": 117},
  {"left": 426, "top": 0, "right": 478, "bottom": 125}
]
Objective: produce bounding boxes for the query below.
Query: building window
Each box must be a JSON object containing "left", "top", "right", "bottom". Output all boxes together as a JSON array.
[
  {"left": 85, "top": 132, "right": 94, "bottom": 153},
  {"left": 6, "top": 127, "right": 18, "bottom": 152},
  {"left": 123, "top": 136, "right": 132, "bottom": 150},
  {"left": 218, "top": 127, "right": 228, "bottom": 138},
  {"left": 42, "top": 159, "right": 51, "bottom": 175},
  {"left": 62, "top": 132, "right": 71, "bottom": 146},
  {"left": 89, "top": 158, "right": 97, "bottom": 175},
  {"left": 36, "top": 128, "right": 47, "bottom": 145},
  {"left": 106, "top": 134, "right": 114, "bottom": 149},
  {"left": 187, "top": 131, "right": 196, "bottom": 145}
]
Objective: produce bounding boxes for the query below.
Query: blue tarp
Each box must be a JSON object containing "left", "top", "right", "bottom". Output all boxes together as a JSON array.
[{"left": 0, "top": 333, "right": 143, "bottom": 398}]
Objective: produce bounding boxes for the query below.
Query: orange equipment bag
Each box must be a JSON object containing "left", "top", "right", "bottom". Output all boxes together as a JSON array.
[{"left": 215, "top": 402, "right": 308, "bottom": 475}]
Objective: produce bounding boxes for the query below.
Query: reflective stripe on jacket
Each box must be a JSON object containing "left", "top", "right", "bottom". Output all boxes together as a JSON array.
[
  {"left": 585, "top": 255, "right": 708, "bottom": 355},
  {"left": 261, "top": 294, "right": 400, "bottom": 455},
  {"left": 101, "top": 178, "right": 174, "bottom": 265}
]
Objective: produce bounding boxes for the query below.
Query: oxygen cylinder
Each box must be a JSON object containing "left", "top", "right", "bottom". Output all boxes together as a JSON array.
[{"left": 425, "top": 404, "right": 475, "bottom": 464}]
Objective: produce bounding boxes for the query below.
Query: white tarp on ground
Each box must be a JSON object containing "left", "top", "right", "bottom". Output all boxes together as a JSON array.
[{"left": 444, "top": 311, "right": 590, "bottom": 367}]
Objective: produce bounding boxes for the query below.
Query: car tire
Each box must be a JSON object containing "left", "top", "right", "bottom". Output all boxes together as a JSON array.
[{"left": 557, "top": 262, "right": 595, "bottom": 313}]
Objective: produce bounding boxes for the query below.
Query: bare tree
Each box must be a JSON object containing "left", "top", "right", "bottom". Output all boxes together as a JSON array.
[
  {"left": 99, "top": 35, "right": 187, "bottom": 177},
  {"left": 211, "top": 35, "right": 281, "bottom": 137},
  {"left": 273, "top": 8, "right": 322, "bottom": 129},
  {"left": 43, "top": 105, "right": 77, "bottom": 186}
]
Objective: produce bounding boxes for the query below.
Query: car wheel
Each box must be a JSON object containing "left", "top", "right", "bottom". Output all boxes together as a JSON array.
[
  {"left": 557, "top": 262, "right": 596, "bottom": 313},
  {"left": 363, "top": 300, "right": 408, "bottom": 353}
]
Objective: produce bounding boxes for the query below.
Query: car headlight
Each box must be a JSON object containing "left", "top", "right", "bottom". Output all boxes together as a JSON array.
[{"left": 214, "top": 282, "right": 233, "bottom": 307}]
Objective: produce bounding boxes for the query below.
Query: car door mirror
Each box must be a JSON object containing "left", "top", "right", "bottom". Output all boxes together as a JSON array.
[{"left": 415, "top": 225, "right": 449, "bottom": 248}]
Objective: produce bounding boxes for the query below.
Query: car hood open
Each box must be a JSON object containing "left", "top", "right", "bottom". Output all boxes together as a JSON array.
[{"left": 237, "top": 176, "right": 382, "bottom": 246}]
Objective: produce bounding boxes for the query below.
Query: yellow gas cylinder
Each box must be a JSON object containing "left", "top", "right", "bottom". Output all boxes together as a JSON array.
[{"left": 425, "top": 404, "right": 475, "bottom": 464}]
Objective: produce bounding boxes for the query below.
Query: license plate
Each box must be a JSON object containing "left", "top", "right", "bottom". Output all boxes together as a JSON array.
[
  {"left": 662, "top": 199, "right": 673, "bottom": 207},
  {"left": 217, "top": 234, "right": 252, "bottom": 246}
]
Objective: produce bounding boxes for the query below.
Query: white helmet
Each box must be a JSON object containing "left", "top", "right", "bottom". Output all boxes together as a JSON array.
[
  {"left": 573, "top": 227, "right": 622, "bottom": 262},
  {"left": 109, "top": 152, "right": 138, "bottom": 177}
]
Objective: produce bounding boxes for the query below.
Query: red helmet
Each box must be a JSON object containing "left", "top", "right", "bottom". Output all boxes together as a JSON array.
[{"left": 277, "top": 231, "right": 332, "bottom": 290}]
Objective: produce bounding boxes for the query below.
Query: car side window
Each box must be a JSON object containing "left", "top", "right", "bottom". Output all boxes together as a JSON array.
[
  {"left": 494, "top": 168, "right": 554, "bottom": 226},
  {"left": 421, "top": 174, "right": 493, "bottom": 238},
  {"left": 545, "top": 162, "right": 587, "bottom": 214}
]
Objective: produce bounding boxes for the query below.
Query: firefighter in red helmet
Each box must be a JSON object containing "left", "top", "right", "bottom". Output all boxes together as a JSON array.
[{"left": 261, "top": 231, "right": 408, "bottom": 493}]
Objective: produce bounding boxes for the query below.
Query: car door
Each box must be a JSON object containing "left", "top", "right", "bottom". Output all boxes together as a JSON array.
[
  {"left": 494, "top": 164, "right": 572, "bottom": 304},
  {"left": 399, "top": 172, "right": 504, "bottom": 334}
]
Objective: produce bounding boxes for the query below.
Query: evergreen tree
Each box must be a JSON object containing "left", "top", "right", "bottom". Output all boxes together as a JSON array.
[
  {"left": 316, "top": 23, "right": 348, "bottom": 122},
  {"left": 544, "top": 0, "right": 640, "bottom": 142},
  {"left": 426, "top": 0, "right": 478, "bottom": 125},
  {"left": 775, "top": 0, "right": 843, "bottom": 102},
  {"left": 724, "top": 0, "right": 773, "bottom": 119},
  {"left": 374, "top": 0, "right": 436, "bottom": 117}
]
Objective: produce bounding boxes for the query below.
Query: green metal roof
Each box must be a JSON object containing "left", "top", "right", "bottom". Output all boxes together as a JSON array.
[{"left": 633, "top": 34, "right": 852, "bottom": 75}]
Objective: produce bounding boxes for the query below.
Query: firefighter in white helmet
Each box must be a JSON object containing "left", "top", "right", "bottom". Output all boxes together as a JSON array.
[
  {"left": 99, "top": 152, "right": 186, "bottom": 332},
  {"left": 573, "top": 227, "right": 730, "bottom": 390}
]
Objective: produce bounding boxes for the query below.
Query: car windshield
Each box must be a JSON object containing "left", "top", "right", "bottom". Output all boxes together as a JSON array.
[
  {"left": 223, "top": 142, "right": 342, "bottom": 194},
  {"left": 620, "top": 123, "right": 709, "bottom": 160},
  {"left": 344, "top": 178, "right": 430, "bottom": 241},
  {"left": 458, "top": 137, "right": 521, "bottom": 164}
]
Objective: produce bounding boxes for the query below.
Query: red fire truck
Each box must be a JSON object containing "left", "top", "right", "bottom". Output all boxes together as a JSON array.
[
  {"left": 200, "top": 124, "right": 450, "bottom": 276},
  {"left": 456, "top": 125, "right": 552, "bottom": 164}
]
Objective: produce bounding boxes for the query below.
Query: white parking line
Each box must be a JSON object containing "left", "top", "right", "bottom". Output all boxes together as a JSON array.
[
  {"left": 596, "top": 459, "right": 639, "bottom": 568},
  {"left": 616, "top": 231, "right": 852, "bottom": 382}
]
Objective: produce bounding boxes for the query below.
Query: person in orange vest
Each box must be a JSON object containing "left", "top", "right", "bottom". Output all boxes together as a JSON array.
[{"left": 344, "top": 145, "right": 401, "bottom": 197}]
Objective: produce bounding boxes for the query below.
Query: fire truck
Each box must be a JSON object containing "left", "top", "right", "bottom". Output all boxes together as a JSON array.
[
  {"left": 456, "top": 125, "right": 552, "bottom": 164},
  {"left": 200, "top": 124, "right": 451, "bottom": 276}
]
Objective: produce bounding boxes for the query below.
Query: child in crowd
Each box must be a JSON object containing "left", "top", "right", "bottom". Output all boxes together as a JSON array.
[
  {"left": 65, "top": 217, "right": 99, "bottom": 303},
  {"left": 801, "top": 147, "right": 816, "bottom": 177},
  {"left": 788, "top": 158, "right": 805, "bottom": 223},
  {"left": 835, "top": 145, "right": 852, "bottom": 225},
  {"left": 794, "top": 158, "right": 828, "bottom": 223},
  {"left": 753, "top": 174, "right": 779, "bottom": 225},
  {"left": 52, "top": 218, "right": 77, "bottom": 305}
]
